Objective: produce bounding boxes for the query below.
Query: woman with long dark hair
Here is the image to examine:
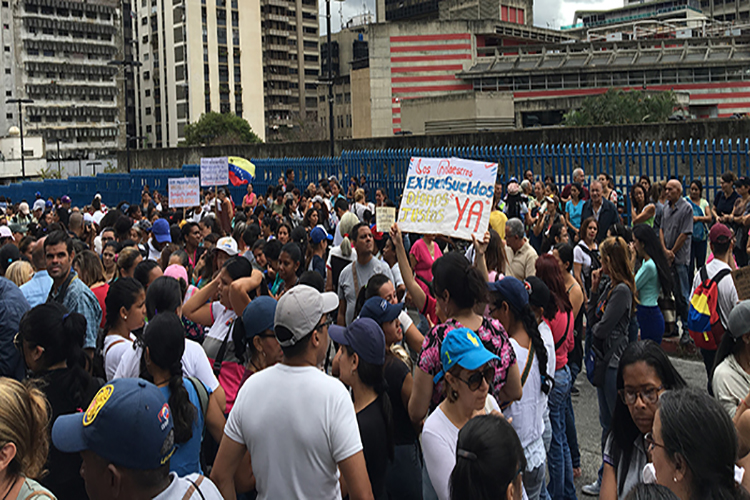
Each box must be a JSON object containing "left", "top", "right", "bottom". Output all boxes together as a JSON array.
[
  {"left": 331, "top": 318, "right": 394, "bottom": 500},
  {"left": 631, "top": 184, "right": 656, "bottom": 227},
  {"left": 450, "top": 414, "right": 527, "bottom": 500},
  {"left": 17, "top": 303, "right": 102, "bottom": 500},
  {"left": 101, "top": 240, "right": 118, "bottom": 282},
  {"left": 574, "top": 217, "right": 600, "bottom": 299},
  {"left": 632, "top": 225, "right": 673, "bottom": 344},
  {"left": 651, "top": 388, "right": 750, "bottom": 500},
  {"left": 541, "top": 222, "right": 569, "bottom": 255},
  {"left": 408, "top": 251, "right": 521, "bottom": 427},
  {"left": 687, "top": 179, "right": 712, "bottom": 275},
  {"left": 600, "top": 341, "right": 686, "bottom": 499},
  {"left": 102, "top": 277, "right": 146, "bottom": 380},
  {"left": 141, "top": 312, "right": 225, "bottom": 476},
  {"left": 565, "top": 183, "right": 585, "bottom": 240},
  {"left": 277, "top": 242, "right": 302, "bottom": 297},
  {"left": 488, "top": 276, "right": 554, "bottom": 500},
  {"left": 536, "top": 254, "right": 576, "bottom": 500},
  {"left": 586, "top": 236, "right": 636, "bottom": 496}
]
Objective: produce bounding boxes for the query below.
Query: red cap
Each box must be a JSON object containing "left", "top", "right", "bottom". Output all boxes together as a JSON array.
[{"left": 709, "top": 223, "right": 733, "bottom": 244}]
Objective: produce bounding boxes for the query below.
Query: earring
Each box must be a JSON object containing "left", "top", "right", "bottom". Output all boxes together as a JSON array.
[
  {"left": 262, "top": 351, "right": 266, "bottom": 358},
  {"left": 673, "top": 478, "right": 677, "bottom": 483},
  {"left": 124, "top": 316, "right": 127, "bottom": 320}
]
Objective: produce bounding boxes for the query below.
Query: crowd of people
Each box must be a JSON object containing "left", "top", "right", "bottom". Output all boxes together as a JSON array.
[{"left": 0, "top": 166, "right": 750, "bottom": 500}]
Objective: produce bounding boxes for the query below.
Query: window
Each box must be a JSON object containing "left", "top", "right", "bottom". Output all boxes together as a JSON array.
[
  {"left": 27, "top": 48, "right": 38, "bottom": 55},
  {"left": 5, "top": 113, "right": 11, "bottom": 119},
  {"left": 143, "top": 71, "right": 150, "bottom": 80},
  {"left": 2, "top": 23, "right": 7, "bottom": 29},
  {"left": 5, "top": 90, "right": 10, "bottom": 97},
  {"left": 142, "top": 16, "right": 148, "bottom": 25},
  {"left": 2, "top": 2, "right": 9, "bottom": 7},
  {"left": 4, "top": 68, "right": 9, "bottom": 74},
  {"left": 146, "top": 124, "right": 152, "bottom": 133}
]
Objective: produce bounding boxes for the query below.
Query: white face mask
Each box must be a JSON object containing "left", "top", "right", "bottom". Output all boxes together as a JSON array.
[{"left": 642, "top": 463, "right": 657, "bottom": 485}]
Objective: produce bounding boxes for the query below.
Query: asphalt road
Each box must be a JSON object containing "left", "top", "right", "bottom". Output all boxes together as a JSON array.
[{"left": 571, "top": 356, "right": 708, "bottom": 498}]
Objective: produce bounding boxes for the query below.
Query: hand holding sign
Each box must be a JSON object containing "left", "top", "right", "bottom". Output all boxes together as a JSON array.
[{"left": 397, "top": 157, "right": 497, "bottom": 240}]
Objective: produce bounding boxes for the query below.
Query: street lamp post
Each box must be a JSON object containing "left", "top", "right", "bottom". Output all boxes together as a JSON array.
[
  {"left": 55, "top": 138, "right": 61, "bottom": 177},
  {"left": 326, "top": 0, "right": 334, "bottom": 158},
  {"left": 87, "top": 161, "right": 102, "bottom": 176},
  {"left": 6, "top": 98, "right": 34, "bottom": 179},
  {"left": 108, "top": 59, "right": 142, "bottom": 173}
]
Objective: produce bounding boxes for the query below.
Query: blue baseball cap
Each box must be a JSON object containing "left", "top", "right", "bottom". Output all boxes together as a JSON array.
[
  {"left": 51, "top": 379, "right": 175, "bottom": 470},
  {"left": 310, "top": 226, "right": 333, "bottom": 244},
  {"left": 329, "top": 317, "right": 386, "bottom": 365},
  {"left": 487, "top": 277, "right": 529, "bottom": 313},
  {"left": 359, "top": 296, "right": 403, "bottom": 325},
  {"left": 152, "top": 218, "right": 171, "bottom": 243},
  {"left": 434, "top": 328, "right": 500, "bottom": 384},
  {"left": 242, "top": 296, "right": 277, "bottom": 339}
]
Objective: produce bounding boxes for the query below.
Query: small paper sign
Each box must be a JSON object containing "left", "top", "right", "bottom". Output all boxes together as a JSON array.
[
  {"left": 376, "top": 207, "right": 396, "bottom": 233},
  {"left": 200, "top": 157, "right": 229, "bottom": 187},
  {"left": 733, "top": 267, "right": 750, "bottom": 301},
  {"left": 168, "top": 177, "right": 200, "bottom": 208}
]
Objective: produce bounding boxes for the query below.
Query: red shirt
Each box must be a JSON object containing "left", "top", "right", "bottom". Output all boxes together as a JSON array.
[
  {"left": 91, "top": 283, "right": 109, "bottom": 329},
  {"left": 545, "top": 309, "right": 574, "bottom": 371}
]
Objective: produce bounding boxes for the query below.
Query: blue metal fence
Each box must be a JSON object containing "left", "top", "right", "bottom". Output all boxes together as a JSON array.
[{"left": 0, "top": 139, "right": 746, "bottom": 209}]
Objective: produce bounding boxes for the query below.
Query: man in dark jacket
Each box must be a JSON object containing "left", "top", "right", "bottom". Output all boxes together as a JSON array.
[
  {"left": 0, "top": 277, "right": 30, "bottom": 380},
  {"left": 581, "top": 180, "right": 619, "bottom": 243}
]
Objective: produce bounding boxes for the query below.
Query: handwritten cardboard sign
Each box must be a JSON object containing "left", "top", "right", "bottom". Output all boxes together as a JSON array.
[
  {"left": 168, "top": 177, "right": 200, "bottom": 208},
  {"left": 733, "top": 266, "right": 750, "bottom": 301},
  {"left": 376, "top": 207, "right": 396, "bottom": 233},
  {"left": 397, "top": 157, "right": 497, "bottom": 240},
  {"left": 200, "top": 157, "right": 229, "bottom": 187}
]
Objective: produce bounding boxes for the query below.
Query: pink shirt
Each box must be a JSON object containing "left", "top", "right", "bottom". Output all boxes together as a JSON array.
[
  {"left": 410, "top": 238, "right": 443, "bottom": 283},
  {"left": 545, "top": 310, "right": 574, "bottom": 371}
]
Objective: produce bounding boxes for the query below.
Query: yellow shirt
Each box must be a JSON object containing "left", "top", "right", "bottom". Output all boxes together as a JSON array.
[{"left": 489, "top": 210, "right": 508, "bottom": 239}]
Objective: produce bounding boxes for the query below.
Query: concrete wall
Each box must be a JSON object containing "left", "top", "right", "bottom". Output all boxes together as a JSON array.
[
  {"left": 401, "top": 91, "right": 514, "bottom": 134},
  {"left": 114, "top": 119, "right": 750, "bottom": 169}
]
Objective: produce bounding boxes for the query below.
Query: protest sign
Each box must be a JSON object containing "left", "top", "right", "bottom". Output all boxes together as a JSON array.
[
  {"left": 168, "top": 177, "right": 200, "bottom": 208},
  {"left": 200, "top": 157, "right": 229, "bottom": 187},
  {"left": 733, "top": 267, "right": 750, "bottom": 301},
  {"left": 397, "top": 157, "right": 497, "bottom": 240},
  {"left": 376, "top": 207, "right": 396, "bottom": 233}
]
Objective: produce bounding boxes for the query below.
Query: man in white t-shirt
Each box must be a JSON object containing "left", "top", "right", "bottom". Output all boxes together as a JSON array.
[
  {"left": 211, "top": 285, "right": 374, "bottom": 500},
  {"left": 691, "top": 223, "right": 739, "bottom": 383}
]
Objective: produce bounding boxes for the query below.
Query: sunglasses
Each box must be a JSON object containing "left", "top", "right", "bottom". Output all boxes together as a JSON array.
[{"left": 456, "top": 366, "right": 494, "bottom": 392}]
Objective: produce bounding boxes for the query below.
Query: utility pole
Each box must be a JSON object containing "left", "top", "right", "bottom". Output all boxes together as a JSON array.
[
  {"left": 326, "top": 0, "right": 334, "bottom": 157},
  {"left": 6, "top": 98, "right": 34, "bottom": 179},
  {"left": 108, "top": 59, "right": 142, "bottom": 173}
]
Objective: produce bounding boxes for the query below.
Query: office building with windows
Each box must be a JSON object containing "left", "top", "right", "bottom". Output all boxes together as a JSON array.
[{"left": 135, "top": 0, "right": 264, "bottom": 146}]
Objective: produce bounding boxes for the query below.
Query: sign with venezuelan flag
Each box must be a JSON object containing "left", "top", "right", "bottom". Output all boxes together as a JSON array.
[{"left": 397, "top": 157, "right": 497, "bottom": 241}]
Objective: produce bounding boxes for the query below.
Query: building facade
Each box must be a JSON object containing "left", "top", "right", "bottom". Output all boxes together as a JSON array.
[
  {"left": 261, "top": 0, "right": 319, "bottom": 139},
  {"left": 0, "top": 0, "right": 124, "bottom": 163},
  {"left": 135, "top": 0, "right": 264, "bottom": 147}
]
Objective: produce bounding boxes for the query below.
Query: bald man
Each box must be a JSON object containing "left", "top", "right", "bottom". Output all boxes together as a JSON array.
[
  {"left": 661, "top": 179, "right": 693, "bottom": 344},
  {"left": 19, "top": 236, "right": 53, "bottom": 307}
]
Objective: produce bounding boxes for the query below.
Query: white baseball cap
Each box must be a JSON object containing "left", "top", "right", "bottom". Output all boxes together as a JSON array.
[
  {"left": 216, "top": 236, "right": 238, "bottom": 256},
  {"left": 0, "top": 226, "right": 11, "bottom": 238}
]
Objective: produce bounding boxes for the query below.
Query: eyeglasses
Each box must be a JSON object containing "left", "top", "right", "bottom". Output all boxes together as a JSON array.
[
  {"left": 618, "top": 386, "right": 663, "bottom": 406},
  {"left": 13, "top": 332, "right": 22, "bottom": 352},
  {"left": 456, "top": 367, "right": 494, "bottom": 392},
  {"left": 644, "top": 432, "right": 666, "bottom": 451}
]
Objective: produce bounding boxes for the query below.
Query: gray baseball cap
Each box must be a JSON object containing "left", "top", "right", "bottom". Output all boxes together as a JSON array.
[
  {"left": 728, "top": 300, "right": 750, "bottom": 339},
  {"left": 274, "top": 285, "right": 338, "bottom": 347}
]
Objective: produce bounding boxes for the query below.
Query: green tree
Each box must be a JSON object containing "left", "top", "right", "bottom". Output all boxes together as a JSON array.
[
  {"left": 563, "top": 89, "right": 678, "bottom": 126},
  {"left": 183, "top": 112, "right": 262, "bottom": 146}
]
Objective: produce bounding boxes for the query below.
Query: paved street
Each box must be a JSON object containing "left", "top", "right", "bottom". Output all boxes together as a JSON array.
[{"left": 571, "top": 356, "right": 708, "bottom": 497}]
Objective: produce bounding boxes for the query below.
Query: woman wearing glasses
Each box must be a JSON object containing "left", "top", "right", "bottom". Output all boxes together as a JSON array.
[
  {"left": 422, "top": 327, "right": 503, "bottom": 500},
  {"left": 600, "top": 341, "right": 686, "bottom": 500},
  {"left": 648, "top": 388, "right": 748, "bottom": 500}
]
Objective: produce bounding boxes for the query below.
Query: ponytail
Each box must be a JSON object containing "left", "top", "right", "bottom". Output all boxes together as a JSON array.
[
  {"left": 517, "top": 304, "right": 553, "bottom": 395},
  {"left": 141, "top": 312, "right": 196, "bottom": 445},
  {"left": 19, "top": 304, "right": 92, "bottom": 408}
]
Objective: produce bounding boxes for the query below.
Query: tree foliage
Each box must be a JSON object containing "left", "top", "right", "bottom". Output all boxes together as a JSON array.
[
  {"left": 183, "top": 112, "right": 262, "bottom": 146},
  {"left": 563, "top": 89, "right": 678, "bottom": 127}
]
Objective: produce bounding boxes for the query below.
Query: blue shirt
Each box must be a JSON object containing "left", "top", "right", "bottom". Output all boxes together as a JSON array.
[
  {"left": 0, "top": 278, "right": 30, "bottom": 380},
  {"left": 20, "top": 270, "right": 53, "bottom": 308},
  {"left": 48, "top": 271, "right": 102, "bottom": 349},
  {"left": 159, "top": 378, "right": 209, "bottom": 477},
  {"left": 566, "top": 199, "right": 584, "bottom": 230}
]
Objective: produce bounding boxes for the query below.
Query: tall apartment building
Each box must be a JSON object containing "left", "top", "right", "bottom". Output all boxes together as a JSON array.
[
  {"left": 261, "top": 0, "right": 319, "bottom": 138},
  {"left": 0, "top": 0, "right": 124, "bottom": 161},
  {"left": 135, "top": 0, "right": 264, "bottom": 147}
]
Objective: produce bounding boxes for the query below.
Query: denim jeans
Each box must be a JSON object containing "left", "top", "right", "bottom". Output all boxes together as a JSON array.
[
  {"left": 387, "top": 442, "right": 422, "bottom": 500},
  {"left": 547, "top": 366, "right": 577, "bottom": 500},
  {"left": 595, "top": 366, "right": 618, "bottom": 484},
  {"left": 672, "top": 263, "right": 690, "bottom": 335},
  {"left": 566, "top": 362, "right": 581, "bottom": 469},
  {"left": 525, "top": 464, "right": 547, "bottom": 500}
]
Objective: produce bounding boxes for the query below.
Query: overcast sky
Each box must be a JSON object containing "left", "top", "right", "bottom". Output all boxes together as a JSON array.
[{"left": 320, "top": 0, "right": 624, "bottom": 33}]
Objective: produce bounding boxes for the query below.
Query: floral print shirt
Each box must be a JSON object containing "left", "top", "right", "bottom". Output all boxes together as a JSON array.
[{"left": 417, "top": 316, "right": 517, "bottom": 411}]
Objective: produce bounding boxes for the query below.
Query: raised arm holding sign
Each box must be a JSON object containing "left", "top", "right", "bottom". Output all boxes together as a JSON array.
[{"left": 397, "top": 157, "right": 497, "bottom": 241}]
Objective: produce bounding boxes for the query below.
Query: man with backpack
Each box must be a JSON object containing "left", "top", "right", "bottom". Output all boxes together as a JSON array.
[{"left": 690, "top": 223, "right": 738, "bottom": 388}]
